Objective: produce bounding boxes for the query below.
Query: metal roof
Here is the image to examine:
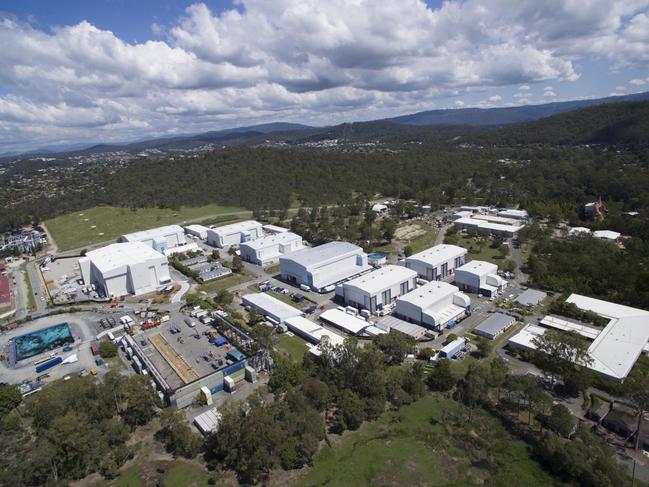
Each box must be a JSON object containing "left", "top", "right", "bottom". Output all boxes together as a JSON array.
[
  {"left": 397, "top": 280, "right": 459, "bottom": 308},
  {"left": 474, "top": 312, "right": 515, "bottom": 337},
  {"left": 284, "top": 316, "right": 346, "bottom": 348},
  {"left": 281, "top": 241, "right": 363, "bottom": 268},
  {"left": 407, "top": 244, "right": 467, "bottom": 267},
  {"left": 85, "top": 242, "right": 167, "bottom": 274},
  {"left": 515, "top": 289, "right": 547, "bottom": 306},
  {"left": 319, "top": 308, "right": 387, "bottom": 336},
  {"left": 242, "top": 293, "right": 302, "bottom": 323},
  {"left": 511, "top": 294, "right": 649, "bottom": 381},
  {"left": 208, "top": 220, "right": 262, "bottom": 236},
  {"left": 378, "top": 315, "right": 430, "bottom": 340},
  {"left": 193, "top": 407, "right": 222, "bottom": 434},
  {"left": 343, "top": 265, "right": 416, "bottom": 295},
  {"left": 121, "top": 224, "right": 185, "bottom": 242},
  {"left": 455, "top": 260, "right": 498, "bottom": 277},
  {"left": 240, "top": 231, "right": 302, "bottom": 250}
]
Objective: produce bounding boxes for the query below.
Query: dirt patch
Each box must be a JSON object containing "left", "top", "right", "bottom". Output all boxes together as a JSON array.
[{"left": 395, "top": 224, "right": 427, "bottom": 241}]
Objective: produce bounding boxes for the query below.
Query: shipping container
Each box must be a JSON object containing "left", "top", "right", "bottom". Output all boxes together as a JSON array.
[
  {"left": 90, "top": 341, "right": 99, "bottom": 355},
  {"left": 35, "top": 356, "right": 62, "bottom": 373}
]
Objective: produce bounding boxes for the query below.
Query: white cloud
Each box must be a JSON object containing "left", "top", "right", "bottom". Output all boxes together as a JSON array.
[
  {"left": 0, "top": 0, "right": 648, "bottom": 151},
  {"left": 455, "top": 100, "right": 466, "bottom": 107},
  {"left": 488, "top": 95, "right": 502, "bottom": 102},
  {"left": 616, "top": 85, "right": 627, "bottom": 90},
  {"left": 543, "top": 90, "right": 557, "bottom": 97},
  {"left": 629, "top": 78, "right": 646, "bottom": 85},
  {"left": 543, "top": 86, "right": 554, "bottom": 91}
]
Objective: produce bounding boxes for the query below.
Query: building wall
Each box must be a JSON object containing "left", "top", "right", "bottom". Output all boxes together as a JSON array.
[
  {"left": 83, "top": 257, "right": 169, "bottom": 298},
  {"left": 240, "top": 234, "right": 303, "bottom": 265},
  {"left": 343, "top": 276, "right": 416, "bottom": 313},
  {"left": 207, "top": 225, "right": 263, "bottom": 247},
  {"left": 404, "top": 254, "right": 465, "bottom": 281},
  {"left": 454, "top": 270, "right": 482, "bottom": 292},
  {"left": 395, "top": 292, "right": 455, "bottom": 328}
]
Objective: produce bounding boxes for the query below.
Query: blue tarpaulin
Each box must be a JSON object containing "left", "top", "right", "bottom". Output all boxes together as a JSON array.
[{"left": 213, "top": 336, "right": 228, "bottom": 347}]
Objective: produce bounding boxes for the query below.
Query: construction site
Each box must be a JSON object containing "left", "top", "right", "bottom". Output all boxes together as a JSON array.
[{"left": 122, "top": 312, "right": 271, "bottom": 408}]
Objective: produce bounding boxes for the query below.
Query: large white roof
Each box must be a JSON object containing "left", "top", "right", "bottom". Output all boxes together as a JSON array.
[
  {"left": 398, "top": 280, "right": 459, "bottom": 308},
  {"left": 343, "top": 265, "right": 416, "bottom": 295},
  {"left": 242, "top": 293, "right": 302, "bottom": 323},
  {"left": 454, "top": 217, "right": 523, "bottom": 233},
  {"left": 407, "top": 244, "right": 467, "bottom": 267},
  {"left": 85, "top": 242, "right": 166, "bottom": 273},
  {"left": 240, "top": 232, "right": 302, "bottom": 250},
  {"left": 282, "top": 241, "right": 363, "bottom": 268},
  {"left": 514, "top": 294, "right": 649, "bottom": 380},
  {"left": 593, "top": 230, "right": 621, "bottom": 241},
  {"left": 185, "top": 224, "right": 209, "bottom": 233},
  {"left": 456, "top": 260, "right": 498, "bottom": 277},
  {"left": 209, "top": 220, "right": 262, "bottom": 236},
  {"left": 320, "top": 308, "right": 377, "bottom": 335},
  {"left": 121, "top": 224, "right": 184, "bottom": 242},
  {"left": 284, "top": 316, "right": 346, "bottom": 348}
]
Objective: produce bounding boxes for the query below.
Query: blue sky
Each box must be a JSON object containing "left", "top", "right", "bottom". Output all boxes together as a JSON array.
[{"left": 0, "top": 0, "right": 648, "bottom": 152}]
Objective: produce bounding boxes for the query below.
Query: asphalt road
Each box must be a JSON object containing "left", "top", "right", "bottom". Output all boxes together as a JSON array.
[
  {"left": 25, "top": 260, "right": 48, "bottom": 315},
  {"left": 10, "top": 268, "right": 29, "bottom": 320}
]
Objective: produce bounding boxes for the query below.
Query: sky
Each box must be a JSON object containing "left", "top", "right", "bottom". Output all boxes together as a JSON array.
[{"left": 1, "top": 0, "right": 649, "bottom": 153}]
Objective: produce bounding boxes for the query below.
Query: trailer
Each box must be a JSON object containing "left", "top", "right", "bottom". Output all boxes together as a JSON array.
[
  {"left": 35, "top": 356, "right": 63, "bottom": 373},
  {"left": 440, "top": 337, "right": 466, "bottom": 359},
  {"left": 90, "top": 341, "right": 99, "bottom": 356}
]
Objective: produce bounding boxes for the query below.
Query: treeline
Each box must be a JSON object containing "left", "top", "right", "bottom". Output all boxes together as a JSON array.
[
  {"left": 0, "top": 372, "right": 161, "bottom": 485},
  {"left": 527, "top": 234, "right": 649, "bottom": 309}
]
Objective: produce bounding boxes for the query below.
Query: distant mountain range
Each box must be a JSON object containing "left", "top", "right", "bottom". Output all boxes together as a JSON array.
[
  {"left": 385, "top": 91, "right": 649, "bottom": 126},
  {"left": 6, "top": 92, "right": 649, "bottom": 160}
]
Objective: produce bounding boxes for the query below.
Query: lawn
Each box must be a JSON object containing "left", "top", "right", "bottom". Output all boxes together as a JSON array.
[
  {"left": 108, "top": 460, "right": 218, "bottom": 487},
  {"left": 297, "top": 395, "right": 569, "bottom": 487},
  {"left": 197, "top": 271, "right": 252, "bottom": 294},
  {"left": 263, "top": 263, "right": 280, "bottom": 276},
  {"left": 456, "top": 235, "right": 507, "bottom": 264},
  {"left": 267, "top": 290, "right": 310, "bottom": 310},
  {"left": 45, "top": 204, "right": 247, "bottom": 251},
  {"left": 276, "top": 333, "right": 309, "bottom": 363}
]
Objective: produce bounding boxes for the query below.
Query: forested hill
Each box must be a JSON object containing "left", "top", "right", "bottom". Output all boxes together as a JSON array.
[{"left": 480, "top": 100, "right": 649, "bottom": 148}]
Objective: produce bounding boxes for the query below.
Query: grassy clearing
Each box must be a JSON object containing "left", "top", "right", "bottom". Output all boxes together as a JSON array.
[
  {"left": 276, "top": 333, "right": 308, "bottom": 363},
  {"left": 267, "top": 290, "right": 310, "bottom": 310},
  {"left": 45, "top": 204, "right": 246, "bottom": 251},
  {"left": 197, "top": 271, "right": 252, "bottom": 294},
  {"left": 397, "top": 221, "right": 439, "bottom": 254},
  {"left": 113, "top": 465, "right": 143, "bottom": 487},
  {"left": 263, "top": 263, "right": 280, "bottom": 276},
  {"left": 21, "top": 264, "right": 36, "bottom": 311},
  {"left": 456, "top": 235, "right": 506, "bottom": 264},
  {"left": 298, "top": 395, "right": 568, "bottom": 487}
]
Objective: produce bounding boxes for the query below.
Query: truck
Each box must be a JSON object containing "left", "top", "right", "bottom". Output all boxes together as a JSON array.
[
  {"left": 90, "top": 341, "right": 99, "bottom": 356},
  {"left": 35, "top": 356, "right": 63, "bottom": 373},
  {"left": 184, "top": 318, "right": 196, "bottom": 328}
]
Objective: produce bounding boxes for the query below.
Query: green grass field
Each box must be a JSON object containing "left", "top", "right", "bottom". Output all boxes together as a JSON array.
[
  {"left": 45, "top": 204, "right": 247, "bottom": 251},
  {"left": 277, "top": 333, "right": 309, "bottom": 363},
  {"left": 456, "top": 235, "right": 507, "bottom": 264},
  {"left": 297, "top": 395, "right": 568, "bottom": 487},
  {"left": 197, "top": 271, "right": 252, "bottom": 294}
]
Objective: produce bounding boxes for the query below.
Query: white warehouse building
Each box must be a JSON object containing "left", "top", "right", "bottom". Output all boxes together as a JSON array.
[
  {"left": 240, "top": 232, "right": 304, "bottom": 266},
  {"left": 338, "top": 265, "right": 418, "bottom": 314},
  {"left": 120, "top": 225, "right": 186, "bottom": 253},
  {"left": 280, "top": 241, "right": 371, "bottom": 292},
  {"left": 454, "top": 260, "right": 505, "bottom": 297},
  {"left": 206, "top": 220, "right": 263, "bottom": 248},
  {"left": 395, "top": 281, "right": 471, "bottom": 331},
  {"left": 401, "top": 245, "right": 467, "bottom": 281},
  {"left": 79, "top": 242, "right": 171, "bottom": 298},
  {"left": 184, "top": 224, "right": 209, "bottom": 240}
]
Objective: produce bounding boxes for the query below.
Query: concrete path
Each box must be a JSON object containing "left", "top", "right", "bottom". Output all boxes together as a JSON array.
[{"left": 171, "top": 280, "right": 190, "bottom": 304}]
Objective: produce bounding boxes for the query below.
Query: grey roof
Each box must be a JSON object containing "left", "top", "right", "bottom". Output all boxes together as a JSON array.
[
  {"left": 281, "top": 241, "right": 362, "bottom": 268},
  {"left": 474, "top": 312, "right": 515, "bottom": 337},
  {"left": 515, "top": 289, "right": 547, "bottom": 306}
]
